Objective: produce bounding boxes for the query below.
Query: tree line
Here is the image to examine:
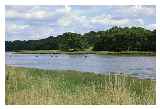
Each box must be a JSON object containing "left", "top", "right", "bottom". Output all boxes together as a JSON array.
[{"left": 5, "top": 26, "right": 156, "bottom": 52}]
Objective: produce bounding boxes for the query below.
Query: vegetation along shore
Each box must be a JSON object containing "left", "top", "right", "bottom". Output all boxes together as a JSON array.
[
  {"left": 13, "top": 50, "right": 155, "bottom": 56},
  {"left": 6, "top": 66, "right": 156, "bottom": 105}
]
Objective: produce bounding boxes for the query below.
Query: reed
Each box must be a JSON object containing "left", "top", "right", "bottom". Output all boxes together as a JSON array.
[{"left": 5, "top": 66, "right": 156, "bottom": 105}]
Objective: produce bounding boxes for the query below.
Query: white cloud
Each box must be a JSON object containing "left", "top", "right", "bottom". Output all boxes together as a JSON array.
[
  {"left": 6, "top": 22, "right": 30, "bottom": 32},
  {"left": 145, "top": 24, "right": 156, "bottom": 30},
  {"left": 5, "top": 6, "right": 156, "bottom": 41},
  {"left": 6, "top": 10, "right": 22, "bottom": 18},
  {"left": 55, "top": 6, "right": 71, "bottom": 14},
  {"left": 65, "top": 5, "right": 72, "bottom": 12},
  {"left": 57, "top": 16, "right": 71, "bottom": 27},
  {"left": 115, "top": 5, "right": 155, "bottom": 18},
  {"left": 25, "top": 10, "right": 52, "bottom": 19},
  {"left": 57, "top": 10, "right": 91, "bottom": 29},
  {"left": 6, "top": 25, "right": 54, "bottom": 41},
  {"left": 32, "top": 26, "right": 54, "bottom": 39},
  {"left": 90, "top": 14, "right": 152, "bottom": 30},
  {"left": 6, "top": 6, "right": 75, "bottom": 21},
  {"left": 91, "top": 14, "right": 129, "bottom": 26},
  {"left": 6, "top": 8, "right": 55, "bottom": 20},
  {"left": 135, "top": 19, "right": 144, "bottom": 25},
  {"left": 131, "top": 5, "right": 155, "bottom": 16}
]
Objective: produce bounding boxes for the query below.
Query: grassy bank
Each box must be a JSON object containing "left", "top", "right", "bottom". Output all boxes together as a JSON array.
[
  {"left": 14, "top": 50, "right": 155, "bottom": 56},
  {"left": 6, "top": 66, "right": 156, "bottom": 105}
]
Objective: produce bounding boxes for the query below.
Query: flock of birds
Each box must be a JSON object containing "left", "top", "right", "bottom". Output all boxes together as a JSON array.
[
  {"left": 35, "top": 55, "right": 88, "bottom": 58},
  {"left": 9, "top": 55, "right": 88, "bottom": 58}
]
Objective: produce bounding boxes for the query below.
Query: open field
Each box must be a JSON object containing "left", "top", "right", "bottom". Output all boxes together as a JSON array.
[
  {"left": 5, "top": 66, "right": 156, "bottom": 105},
  {"left": 13, "top": 50, "right": 156, "bottom": 56}
]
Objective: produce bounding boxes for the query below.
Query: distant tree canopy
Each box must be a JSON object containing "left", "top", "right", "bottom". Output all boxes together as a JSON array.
[{"left": 5, "top": 26, "right": 156, "bottom": 52}]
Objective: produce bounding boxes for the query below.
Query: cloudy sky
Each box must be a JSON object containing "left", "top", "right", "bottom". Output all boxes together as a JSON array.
[{"left": 6, "top": 5, "right": 156, "bottom": 41}]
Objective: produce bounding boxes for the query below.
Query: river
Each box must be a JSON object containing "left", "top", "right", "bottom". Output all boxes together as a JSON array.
[{"left": 6, "top": 52, "right": 156, "bottom": 80}]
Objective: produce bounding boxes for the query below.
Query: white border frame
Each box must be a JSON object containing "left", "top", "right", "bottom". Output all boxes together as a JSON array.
[{"left": 0, "top": 0, "right": 160, "bottom": 109}]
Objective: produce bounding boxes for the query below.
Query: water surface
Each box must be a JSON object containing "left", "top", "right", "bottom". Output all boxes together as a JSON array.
[{"left": 6, "top": 52, "right": 156, "bottom": 80}]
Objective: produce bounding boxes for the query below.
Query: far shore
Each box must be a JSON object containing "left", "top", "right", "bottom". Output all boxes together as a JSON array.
[{"left": 7, "top": 50, "right": 156, "bottom": 56}]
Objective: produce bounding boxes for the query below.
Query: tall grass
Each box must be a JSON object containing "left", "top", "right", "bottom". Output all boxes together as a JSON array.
[{"left": 5, "top": 66, "right": 156, "bottom": 105}]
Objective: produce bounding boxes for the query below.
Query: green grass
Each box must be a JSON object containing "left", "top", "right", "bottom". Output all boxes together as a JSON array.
[
  {"left": 14, "top": 50, "right": 155, "bottom": 56},
  {"left": 5, "top": 66, "right": 156, "bottom": 105}
]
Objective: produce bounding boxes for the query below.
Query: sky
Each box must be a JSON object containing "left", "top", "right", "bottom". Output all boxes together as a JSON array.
[{"left": 5, "top": 5, "right": 156, "bottom": 41}]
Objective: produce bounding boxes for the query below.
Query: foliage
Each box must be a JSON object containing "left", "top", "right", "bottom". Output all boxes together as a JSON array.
[{"left": 5, "top": 27, "right": 156, "bottom": 52}]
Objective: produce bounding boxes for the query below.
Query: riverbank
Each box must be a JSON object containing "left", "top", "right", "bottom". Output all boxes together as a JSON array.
[
  {"left": 5, "top": 66, "right": 156, "bottom": 105},
  {"left": 13, "top": 50, "right": 155, "bottom": 56}
]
